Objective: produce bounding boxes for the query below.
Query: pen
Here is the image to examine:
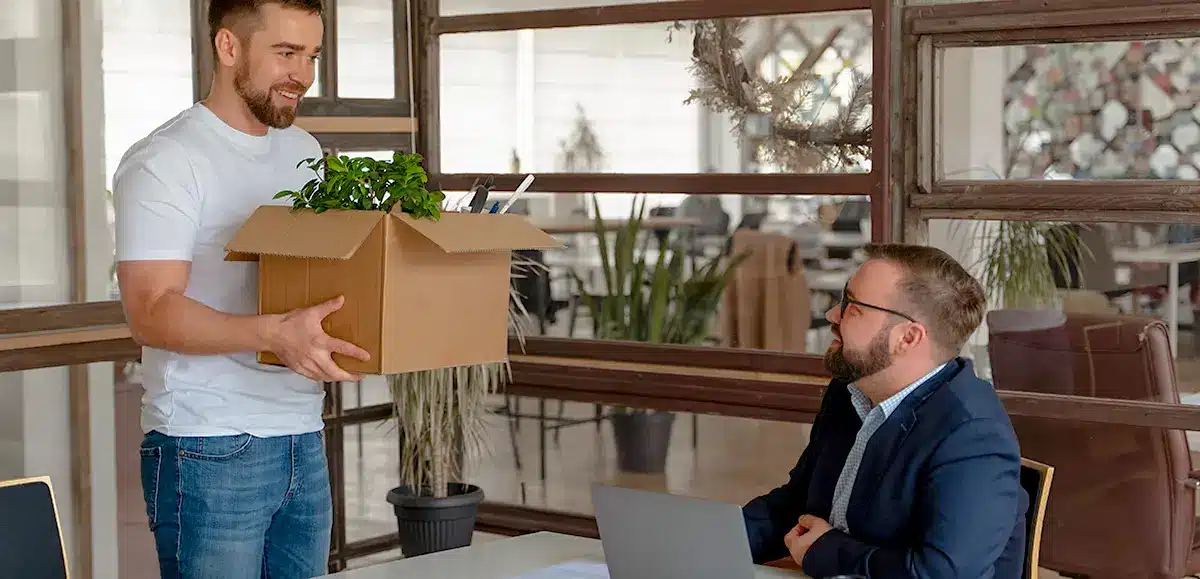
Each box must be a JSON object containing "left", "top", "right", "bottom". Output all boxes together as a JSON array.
[{"left": 498, "top": 175, "right": 536, "bottom": 214}]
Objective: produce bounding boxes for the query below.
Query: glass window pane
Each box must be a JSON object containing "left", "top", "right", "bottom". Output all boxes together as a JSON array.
[
  {"left": 439, "top": 12, "right": 873, "bottom": 175},
  {"left": 939, "top": 41, "right": 1200, "bottom": 181},
  {"left": 310, "top": 64, "right": 323, "bottom": 97},
  {"left": 101, "top": 0, "right": 195, "bottom": 301},
  {"left": 101, "top": 0, "right": 194, "bottom": 189},
  {"left": 446, "top": 189, "right": 867, "bottom": 358},
  {"left": 440, "top": 0, "right": 677, "bottom": 17},
  {"left": 340, "top": 150, "right": 396, "bottom": 160},
  {"left": 0, "top": 367, "right": 85, "bottom": 570},
  {"left": 3, "top": 0, "right": 70, "bottom": 309},
  {"left": 338, "top": 390, "right": 813, "bottom": 532},
  {"left": 927, "top": 217, "right": 1200, "bottom": 381},
  {"left": 336, "top": 0, "right": 396, "bottom": 99}
]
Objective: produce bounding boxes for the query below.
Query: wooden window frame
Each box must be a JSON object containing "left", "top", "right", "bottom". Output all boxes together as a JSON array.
[
  {"left": 190, "top": 0, "right": 416, "bottom": 150},
  {"left": 35, "top": 0, "right": 1200, "bottom": 570},
  {"left": 419, "top": 0, "right": 891, "bottom": 226},
  {"left": 900, "top": 0, "right": 1200, "bottom": 225},
  {"left": 410, "top": 0, "right": 895, "bottom": 390},
  {"left": 891, "top": 0, "right": 1200, "bottom": 428}
]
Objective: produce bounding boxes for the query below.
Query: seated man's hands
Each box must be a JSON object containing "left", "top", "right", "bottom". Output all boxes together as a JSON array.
[{"left": 783, "top": 514, "right": 832, "bottom": 567}]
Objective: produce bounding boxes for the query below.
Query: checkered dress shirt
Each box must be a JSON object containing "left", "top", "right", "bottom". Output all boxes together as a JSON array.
[{"left": 828, "top": 363, "right": 948, "bottom": 534}]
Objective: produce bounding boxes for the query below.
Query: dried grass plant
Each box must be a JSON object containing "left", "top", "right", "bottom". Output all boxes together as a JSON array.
[{"left": 386, "top": 253, "right": 543, "bottom": 499}]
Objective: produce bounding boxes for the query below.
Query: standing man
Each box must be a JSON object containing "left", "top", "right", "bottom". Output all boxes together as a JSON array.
[
  {"left": 114, "top": 1, "right": 369, "bottom": 577},
  {"left": 742, "top": 244, "right": 1028, "bottom": 578}
]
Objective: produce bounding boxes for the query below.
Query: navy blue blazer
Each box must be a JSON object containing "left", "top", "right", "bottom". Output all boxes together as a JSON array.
[{"left": 743, "top": 358, "right": 1028, "bottom": 578}]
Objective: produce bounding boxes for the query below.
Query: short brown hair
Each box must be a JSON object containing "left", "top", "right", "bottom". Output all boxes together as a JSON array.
[
  {"left": 863, "top": 243, "right": 986, "bottom": 358},
  {"left": 208, "top": 0, "right": 324, "bottom": 48}
]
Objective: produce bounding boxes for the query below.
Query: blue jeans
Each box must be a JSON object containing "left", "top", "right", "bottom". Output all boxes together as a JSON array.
[{"left": 139, "top": 430, "right": 332, "bottom": 579}]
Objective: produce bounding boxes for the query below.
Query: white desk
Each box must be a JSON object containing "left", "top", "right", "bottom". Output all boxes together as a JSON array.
[
  {"left": 1111, "top": 242, "right": 1200, "bottom": 358},
  {"left": 819, "top": 230, "right": 865, "bottom": 248},
  {"left": 317, "top": 531, "right": 806, "bottom": 578},
  {"left": 805, "top": 269, "right": 852, "bottom": 293}
]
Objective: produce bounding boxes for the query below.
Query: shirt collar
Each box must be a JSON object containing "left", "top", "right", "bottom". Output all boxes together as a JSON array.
[{"left": 848, "top": 362, "right": 949, "bottom": 421}]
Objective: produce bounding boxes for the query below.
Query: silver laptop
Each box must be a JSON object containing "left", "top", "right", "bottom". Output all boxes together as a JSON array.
[{"left": 591, "top": 484, "right": 757, "bottom": 579}]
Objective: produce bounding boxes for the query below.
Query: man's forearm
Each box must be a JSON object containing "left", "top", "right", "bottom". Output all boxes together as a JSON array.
[{"left": 133, "top": 290, "right": 281, "bottom": 356}]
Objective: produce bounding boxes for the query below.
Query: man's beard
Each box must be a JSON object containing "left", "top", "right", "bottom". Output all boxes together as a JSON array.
[
  {"left": 824, "top": 324, "right": 895, "bottom": 383},
  {"left": 234, "top": 62, "right": 303, "bottom": 129}
]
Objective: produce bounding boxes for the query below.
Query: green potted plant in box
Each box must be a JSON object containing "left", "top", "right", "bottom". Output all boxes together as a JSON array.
[
  {"left": 278, "top": 153, "right": 538, "bottom": 556},
  {"left": 571, "top": 194, "right": 748, "bottom": 473},
  {"left": 275, "top": 152, "right": 445, "bottom": 217}
]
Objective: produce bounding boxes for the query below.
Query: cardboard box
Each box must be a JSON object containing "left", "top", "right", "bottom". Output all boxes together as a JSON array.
[{"left": 224, "top": 205, "right": 563, "bottom": 375}]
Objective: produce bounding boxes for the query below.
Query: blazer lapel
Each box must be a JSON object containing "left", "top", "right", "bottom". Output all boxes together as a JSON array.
[
  {"left": 845, "top": 359, "right": 965, "bottom": 527},
  {"left": 848, "top": 407, "right": 918, "bottom": 515}
]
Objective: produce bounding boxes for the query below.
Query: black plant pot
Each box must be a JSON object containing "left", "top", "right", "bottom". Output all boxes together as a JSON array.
[
  {"left": 611, "top": 410, "right": 676, "bottom": 473},
  {"left": 386, "top": 483, "right": 485, "bottom": 557}
]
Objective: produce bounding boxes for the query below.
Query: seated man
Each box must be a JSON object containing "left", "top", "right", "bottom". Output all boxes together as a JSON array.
[{"left": 743, "top": 243, "right": 1028, "bottom": 578}]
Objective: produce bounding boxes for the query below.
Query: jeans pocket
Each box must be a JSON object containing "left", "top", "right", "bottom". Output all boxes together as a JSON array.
[
  {"left": 176, "top": 434, "right": 254, "bottom": 461},
  {"left": 139, "top": 447, "right": 162, "bottom": 526}
]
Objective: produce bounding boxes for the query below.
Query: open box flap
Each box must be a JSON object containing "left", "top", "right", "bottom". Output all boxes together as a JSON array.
[
  {"left": 393, "top": 211, "right": 564, "bottom": 253},
  {"left": 224, "top": 205, "right": 387, "bottom": 260}
]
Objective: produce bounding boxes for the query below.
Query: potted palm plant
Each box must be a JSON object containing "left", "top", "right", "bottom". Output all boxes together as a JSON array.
[
  {"left": 383, "top": 264, "right": 539, "bottom": 556},
  {"left": 572, "top": 194, "right": 747, "bottom": 473}
]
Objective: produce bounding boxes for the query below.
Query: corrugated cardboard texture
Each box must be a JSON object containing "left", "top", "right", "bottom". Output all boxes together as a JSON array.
[
  {"left": 396, "top": 211, "right": 563, "bottom": 253},
  {"left": 380, "top": 219, "right": 511, "bottom": 374},
  {"left": 255, "top": 222, "right": 386, "bottom": 374},
  {"left": 227, "top": 205, "right": 387, "bottom": 260}
]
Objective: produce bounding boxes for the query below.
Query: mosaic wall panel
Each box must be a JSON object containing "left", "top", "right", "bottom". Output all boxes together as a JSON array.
[{"left": 1004, "top": 40, "right": 1200, "bottom": 179}]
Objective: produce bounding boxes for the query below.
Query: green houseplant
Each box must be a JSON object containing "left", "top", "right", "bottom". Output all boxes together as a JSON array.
[
  {"left": 275, "top": 152, "right": 445, "bottom": 217},
  {"left": 945, "top": 164, "right": 1090, "bottom": 309},
  {"left": 572, "top": 194, "right": 747, "bottom": 473},
  {"left": 277, "top": 153, "right": 532, "bottom": 556},
  {"left": 966, "top": 220, "right": 1090, "bottom": 308}
]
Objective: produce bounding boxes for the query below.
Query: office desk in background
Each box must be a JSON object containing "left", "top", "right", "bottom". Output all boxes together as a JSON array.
[
  {"left": 316, "top": 531, "right": 806, "bottom": 578},
  {"left": 1111, "top": 241, "right": 1200, "bottom": 358}
]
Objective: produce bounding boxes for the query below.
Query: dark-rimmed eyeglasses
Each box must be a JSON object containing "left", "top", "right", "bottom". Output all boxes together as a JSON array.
[{"left": 837, "top": 282, "right": 918, "bottom": 323}]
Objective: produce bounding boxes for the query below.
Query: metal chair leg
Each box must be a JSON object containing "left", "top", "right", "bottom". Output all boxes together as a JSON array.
[
  {"left": 507, "top": 400, "right": 522, "bottom": 472},
  {"left": 538, "top": 398, "right": 547, "bottom": 481},
  {"left": 507, "top": 394, "right": 520, "bottom": 432},
  {"left": 554, "top": 399, "right": 565, "bottom": 445}
]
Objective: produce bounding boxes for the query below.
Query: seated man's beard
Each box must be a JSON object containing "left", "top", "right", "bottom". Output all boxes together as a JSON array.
[
  {"left": 825, "top": 325, "right": 895, "bottom": 382},
  {"left": 234, "top": 64, "right": 301, "bottom": 129}
]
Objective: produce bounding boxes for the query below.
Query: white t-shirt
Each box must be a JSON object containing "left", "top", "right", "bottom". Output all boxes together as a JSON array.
[{"left": 113, "top": 103, "right": 325, "bottom": 438}]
